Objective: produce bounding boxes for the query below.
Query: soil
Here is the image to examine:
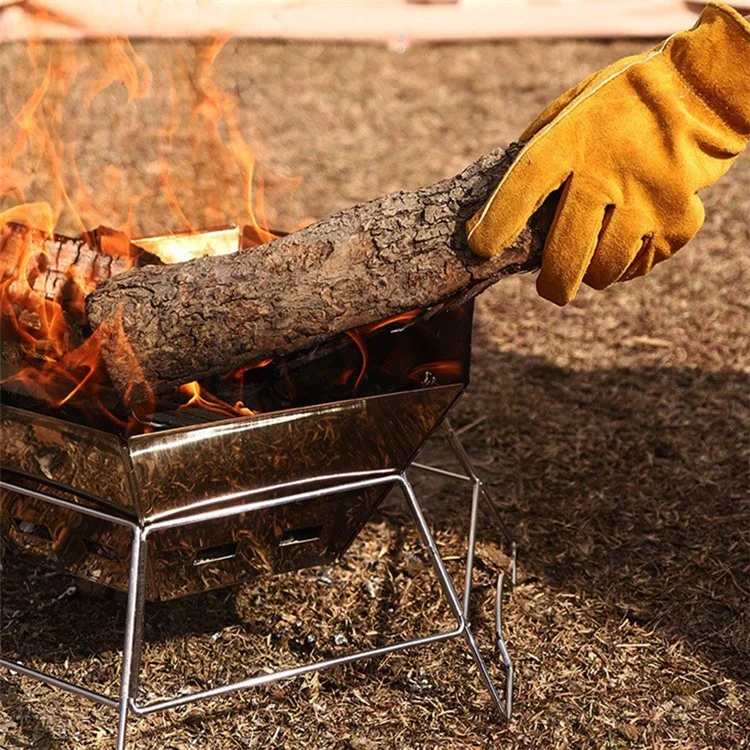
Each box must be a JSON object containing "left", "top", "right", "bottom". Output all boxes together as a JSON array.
[{"left": 1, "top": 35, "right": 748, "bottom": 749}]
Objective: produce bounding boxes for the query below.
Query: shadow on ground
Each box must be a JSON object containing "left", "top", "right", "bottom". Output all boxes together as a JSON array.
[
  {"left": 418, "top": 337, "right": 749, "bottom": 684},
  {"left": 2, "top": 349, "right": 748, "bottom": 747}
]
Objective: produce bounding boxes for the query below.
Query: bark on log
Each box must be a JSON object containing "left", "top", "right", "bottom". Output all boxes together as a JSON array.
[{"left": 87, "top": 144, "right": 549, "bottom": 399}]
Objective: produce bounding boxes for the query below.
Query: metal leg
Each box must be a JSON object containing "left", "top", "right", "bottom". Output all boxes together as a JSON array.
[
  {"left": 126, "top": 473, "right": 488, "bottom": 718},
  {"left": 462, "top": 478, "right": 481, "bottom": 619},
  {"left": 397, "top": 474, "right": 511, "bottom": 719},
  {"left": 443, "top": 420, "right": 484, "bottom": 614},
  {"left": 411, "top": 420, "right": 516, "bottom": 719},
  {"left": 495, "top": 572, "right": 513, "bottom": 716},
  {"left": 128, "top": 536, "right": 149, "bottom": 703},
  {"left": 444, "top": 419, "right": 517, "bottom": 586},
  {"left": 116, "top": 529, "right": 146, "bottom": 750},
  {"left": 1, "top": 451, "right": 516, "bottom": 742}
]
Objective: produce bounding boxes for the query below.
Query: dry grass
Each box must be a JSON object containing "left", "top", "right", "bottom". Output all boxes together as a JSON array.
[{"left": 1, "top": 35, "right": 749, "bottom": 749}]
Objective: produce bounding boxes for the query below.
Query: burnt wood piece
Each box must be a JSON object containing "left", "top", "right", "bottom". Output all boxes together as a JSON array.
[
  {"left": 1, "top": 222, "right": 162, "bottom": 385},
  {"left": 0, "top": 222, "right": 162, "bottom": 300},
  {"left": 86, "top": 144, "right": 549, "bottom": 400}
]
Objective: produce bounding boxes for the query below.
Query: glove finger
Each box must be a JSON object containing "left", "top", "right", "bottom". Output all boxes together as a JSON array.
[
  {"left": 617, "top": 235, "right": 655, "bottom": 282},
  {"left": 621, "top": 196, "right": 705, "bottom": 282},
  {"left": 583, "top": 207, "right": 646, "bottom": 290},
  {"left": 535, "top": 176, "right": 610, "bottom": 306},
  {"left": 467, "top": 147, "right": 570, "bottom": 260}
]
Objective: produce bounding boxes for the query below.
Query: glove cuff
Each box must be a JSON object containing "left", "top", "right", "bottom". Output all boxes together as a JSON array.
[{"left": 667, "top": 2, "right": 750, "bottom": 137}]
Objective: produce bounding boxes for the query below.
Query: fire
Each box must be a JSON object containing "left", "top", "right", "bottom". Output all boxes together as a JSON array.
[
  {"left": 0, "top": 218, "right": 147, "bottom": 429},
  {"left": 177, "top": 381, "right": 255, "bottom": 419},
  {"left": 356, "top": 308, "right": 420, "bottom": 335},
  {"left": 409, "top": 360, "right": 463, "bottom": 383},
  {"left": 345, "top": 330, "right": 368, "bottom": 393},
  {"left": 0, "top": 36, "right": 283, "bottom": 431},
  {"left": 1, "top": 38, "right": 444, "bottom": 433},
  {"left": 340, "top": 310, "right": 423, "bottom": 393}
]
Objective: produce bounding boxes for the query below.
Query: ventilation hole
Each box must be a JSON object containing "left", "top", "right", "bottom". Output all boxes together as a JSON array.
[
  {"left": 279, "top": 524, "right": 323, "bottom": 548},
  {"left": 82, "top": 538, "right": 119, "bottom": 561},
  {"left": 12, "top": 517, "right": 52, "bottom": 541},
  {"left": 193, "top": 541, "right": 239, "bottom": 566}
]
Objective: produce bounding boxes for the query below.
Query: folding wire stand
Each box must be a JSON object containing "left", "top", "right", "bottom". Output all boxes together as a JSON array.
[{"left": 0, "top": 419, "right": 516, "bottom": 749}]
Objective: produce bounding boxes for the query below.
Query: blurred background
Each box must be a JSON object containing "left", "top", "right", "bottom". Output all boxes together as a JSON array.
[{"left": 3, "top": 0, "right": 750, "bottom": 41}]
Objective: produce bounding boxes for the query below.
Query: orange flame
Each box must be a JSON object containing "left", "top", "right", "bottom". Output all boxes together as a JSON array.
[
  {"left": 0, "top": 219, "right": 148, "bottom": 430},
  {"left": 2, "top": 38, "right": 443, "bottom": 430},
  {"left": 84, "top": 39, "right": 152, "bottom": 107},
  {"left": 177, "top": 381, "right": 255, "bottom": 419},
  {"left": 3, "top": 38, "right": 282, "bottom": 245},
  {"left": 338, "top": 309, "right": 423, "bottom": 391},
  {"left": 0, "top": 36, "right": 288, "bottom": 431},
  {"left": 356, "top": 308, "right": 421, "bottom": 335},
  {"left": 409, "top": 360, "right": 463, "bottom": 382},
  {"left": 345, "top": 330, "right": 368, "bottom": 394}
]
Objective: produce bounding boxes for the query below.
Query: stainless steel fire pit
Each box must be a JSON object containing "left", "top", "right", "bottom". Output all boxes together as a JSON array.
[
  {"left": 1, "top": 302, "right": 473, "bottom": 600},
  {"left": 0, "top": 301, "right": 516, "bottom": 749},
  {"left": 1, "top": 386, "right": 461, "bottom": 600}
]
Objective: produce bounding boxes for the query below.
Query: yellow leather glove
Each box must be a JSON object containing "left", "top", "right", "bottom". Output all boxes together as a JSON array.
[{"left": 467, "top": 2, "right": 750, "bottom": 305}]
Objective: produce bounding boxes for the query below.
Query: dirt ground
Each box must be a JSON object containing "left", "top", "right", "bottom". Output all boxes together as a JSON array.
[{"left": 1, "top": 35, "right": 749, "bottom": 749}]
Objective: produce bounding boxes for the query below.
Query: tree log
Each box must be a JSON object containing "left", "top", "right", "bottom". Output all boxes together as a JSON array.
[{"left": 86, "top": 144, "right": 549, "bottom": 399}]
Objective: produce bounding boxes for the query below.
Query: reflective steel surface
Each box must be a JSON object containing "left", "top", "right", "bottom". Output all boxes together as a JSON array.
[{"left": 1, "top": 304, "right": 473, "bottom": 600}]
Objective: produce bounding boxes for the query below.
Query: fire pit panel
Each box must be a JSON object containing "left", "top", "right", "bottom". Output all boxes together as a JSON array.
[
  {"left": 2, "top": 385, "right": 462, "bottom": 599},
  {"left": 1, "top": 407, "right": 134, "bottom": 511},
  {"left": 131, "top": 386, "right": 460, "bottom": 520},
  {"left": 1, "top": 474, "right": 136, "bottom": 592}
]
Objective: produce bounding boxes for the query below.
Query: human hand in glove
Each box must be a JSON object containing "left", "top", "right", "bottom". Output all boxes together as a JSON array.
[{"left": 466, "top": 2, "right": 750, "bottom": 306}]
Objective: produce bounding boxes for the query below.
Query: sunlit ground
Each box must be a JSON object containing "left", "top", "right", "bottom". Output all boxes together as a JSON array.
[{"left": 1, "top": 36, "right": 748, "bottom": 749}]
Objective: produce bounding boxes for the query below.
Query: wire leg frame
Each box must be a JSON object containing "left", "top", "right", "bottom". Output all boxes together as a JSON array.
[
  {"left": 0, "top": 427, "right": 515, "bottom": 749},
  {"left": 411, "top": 418, "right": 515, "bottom": 714}
]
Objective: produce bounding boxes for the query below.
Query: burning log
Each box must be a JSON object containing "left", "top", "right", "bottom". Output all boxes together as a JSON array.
[
  {"left": 86, "top": 144, "right": 550, "bottom": 399},
  {"left": 0, "top": 222, "right": 163, "bottom": 415},
  {"left": 0, "top": 222, "right": 161, "bottom": 300}
]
